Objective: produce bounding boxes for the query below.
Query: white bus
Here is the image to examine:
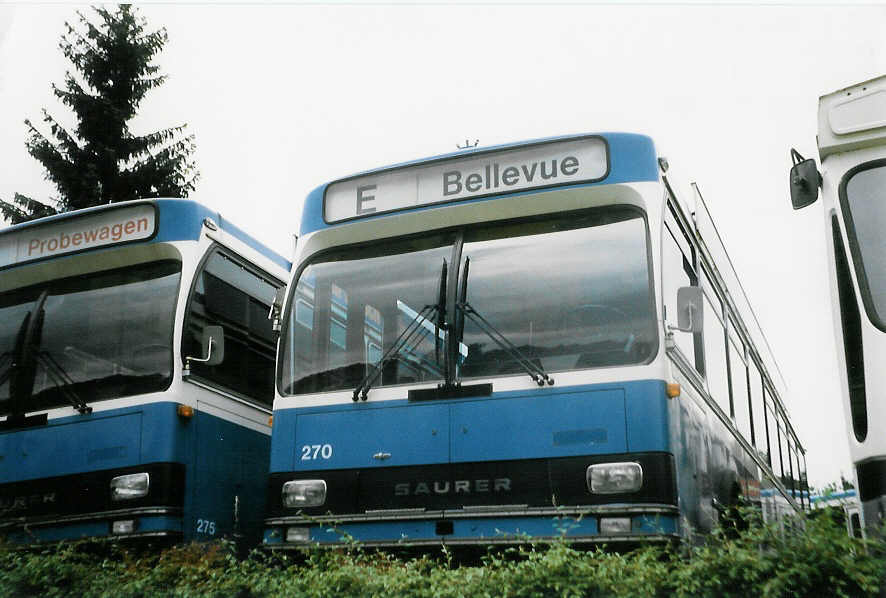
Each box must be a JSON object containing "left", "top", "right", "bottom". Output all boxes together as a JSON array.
[{"left": 790, "top": 74, "right": 886, "bottom": 534}]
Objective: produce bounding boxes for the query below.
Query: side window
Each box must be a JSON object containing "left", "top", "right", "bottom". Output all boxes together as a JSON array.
[
  {"left": 289, "top": 271, "right": 316, "bottom": 377},
  {"left": 728, "top": 319, "right": 751, "bottom": 442},
  {"left": 662, "top": 200, "right": 703, "bottom": 373},
  {"left": 183, "top": 248, "right": 283, "bottom": 407},
  {"left": 778, "top": 417, "right": 790, "bottom": 487},
  {"left": 762, "top": 386, "right": 774, "bottom": 467},
  {"left": 701, "top": 267, "right": 730, "bottom": 415},
  {"left": 766, "top": 402, "right": 782, "bottom": 478},
  {"left": 328, "top": 283, "right": 349, "bottom": 369},
  {"left": 850, "top": 512, "right": 863, "bottom": 538},
  {"left": 832, "top": 214, "right": 868, "bottom": 442},
  {"left": 749, "top": 359, "right": 766, "bottom": 454},
  {"left": 787, "top": 439, "right": 798, "bottom": 496},
  {"left": 796, "top": 448, "right": 807, "bottom": 508},
  {"left": 364, "top": 305, "right": 384, "bottom": 375}
]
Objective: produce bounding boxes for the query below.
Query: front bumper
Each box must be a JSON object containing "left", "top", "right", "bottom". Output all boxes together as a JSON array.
[
  {"left": 263, "top": 504, "right": 679, "bottom": 548},
  {"left": 0, "top": 506, "right": 184, "bottom": 545}
]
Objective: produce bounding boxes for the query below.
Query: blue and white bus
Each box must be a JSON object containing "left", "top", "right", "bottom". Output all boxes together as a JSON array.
[
  {"left": 790, "top": 74, "right": 886, "bottom": 535},
  {"left": 264, "top": 133, "right": 807, "bottom": 548},
  {"left": 0, "top": 199, "right": 289, "bottom": 545}
]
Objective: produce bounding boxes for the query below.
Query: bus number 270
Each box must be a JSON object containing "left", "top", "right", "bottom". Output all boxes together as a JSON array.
[{"left": 301, "top": 444, "right": 333, "bottom": 460}]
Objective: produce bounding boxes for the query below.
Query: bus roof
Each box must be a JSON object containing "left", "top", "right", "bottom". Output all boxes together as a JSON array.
[
  {"left": 300, "top": 132, "right": 659, "bottom": 235},
  {"left": 0, "top": 198, "right": 291, "bottom": 271},
  {"left": 818, "top": 74, "right": 886, "bottom": 160}
]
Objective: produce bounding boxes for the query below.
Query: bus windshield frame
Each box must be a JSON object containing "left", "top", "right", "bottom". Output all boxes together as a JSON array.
[
  {"left": 0, "top": 260, "right": 182, "bottom": 416},
  {"left": 839, "top": 158, "right": 886, "bottom": 332},
  {"left": 279, "top": 205, "right": 658, "bottom": 397}
]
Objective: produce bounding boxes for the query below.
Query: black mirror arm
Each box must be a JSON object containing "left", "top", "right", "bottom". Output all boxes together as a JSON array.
[
  {"left": 790, "top": 148, "right": 822, "bottom": 189},
  {"left": 791, "top": 148, "right": 824, "bottom": 190}
]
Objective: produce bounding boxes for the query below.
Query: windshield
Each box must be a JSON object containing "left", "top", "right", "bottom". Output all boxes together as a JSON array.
[
  {"left": 281, "top": 233, "right": 455, "bottom": 395},
  {"left": 279, "top": 206, "right": 656, "bottom": 396},
  {"left": 842, "top": 163, "right": 886, "bottom": 328},
  {"left": 0, "top": 260, "right": 181, "bottom": 415}
]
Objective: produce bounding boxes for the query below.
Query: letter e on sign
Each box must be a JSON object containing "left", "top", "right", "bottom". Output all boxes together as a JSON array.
[{"left": 356, "top": 185, "right": 377, "bottom": 215}]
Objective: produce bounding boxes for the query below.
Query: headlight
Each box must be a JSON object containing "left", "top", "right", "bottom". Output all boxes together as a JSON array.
[
  {"left": 599, "top": 517, "right": 632, "bottom": 534},
  {"left": 286, "top": 526, "right": 311, "bottom": 543},
  {"left": 110, "top": 472, "right": 150, "bottom": 501},
  {"left": 587, "top": 462, "right": 643, "bottom": 494},
  {"left": 111, "top": 520, "right": 137, "bottom": 535},
  {"left": 282, "top": 479, "right": 327, "bottom": 508}
]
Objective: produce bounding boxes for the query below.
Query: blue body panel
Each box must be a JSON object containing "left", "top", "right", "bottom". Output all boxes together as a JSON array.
[
  {"left": 299, "top": 133, "right": 659, "bottom": 235},
  {"left": 449, "top": 386, "right": 627, "bottom": 462},
  {"left": 266, "top": 380, "right": 677, "bottom": 546},
  {"left": 4, "top": 516, "right": 183, "bottom": 544},
  {"left": 263, "top": 514, "right": 678, "bottom": 546},
  {"left": 0, "top": 402, "right": 270, "bottom": 545},
  {"left": 293, "top": 402, "right": 450, "bottom": 470},
  {"left": 271, "top": 380, "right": 668, "bottom": 474},
  {"left": 0, "top": 403, "right": 187, "bottom": 483},
  {"left": 189, "top": 407, "right": 270, "bottom": 544}
]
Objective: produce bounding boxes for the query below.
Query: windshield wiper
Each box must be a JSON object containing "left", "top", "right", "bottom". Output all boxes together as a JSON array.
[
  {"left": 0, "top": 352, "right": 11, "bottom": 388},
  {"left": 455, "top": 257, "right": 554, "bottom": 387},
  {"left": 352, "top": 260, "right": 448, "bottom": 402},
  {"left": 36, "top": 351, "right": 92, "bottom": 415},
  {"left": 7, "top": 290, "right": 91, "bottom": 416}
]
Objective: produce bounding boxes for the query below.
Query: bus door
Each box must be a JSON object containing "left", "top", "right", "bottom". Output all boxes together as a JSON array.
[{"left": 182, "top": 246, "right": 284, "bottom": 544}]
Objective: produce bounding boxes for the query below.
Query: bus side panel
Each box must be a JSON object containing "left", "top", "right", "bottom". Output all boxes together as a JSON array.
[
  {"left": 666, "top": 376, "right": 713, "bottom": 538},
  {"left": 189, "top": 404, "right": 270, "bottom": 545},
  {"left": 666, "top": 364, "right": 769, "bottom": 539},
  {"left": 624, "top": 380, "right": 671, "bottom": 452}
]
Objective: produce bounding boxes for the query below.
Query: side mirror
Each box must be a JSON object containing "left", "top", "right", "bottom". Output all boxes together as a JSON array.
[
  {"left": 268, "top": 287, "right": 286, "bottom": 334},
  {"left": 673, "top": 286, "right": 704, "bottom": 334},
  {"left": 185, "top": 325, "right": 225, "bottom": 374},
  {"left": 201, "top": 325, "right": 225, "bottom": 366},
  {"left": 789, "top": 154, "right": 821, "bottom": 210}
]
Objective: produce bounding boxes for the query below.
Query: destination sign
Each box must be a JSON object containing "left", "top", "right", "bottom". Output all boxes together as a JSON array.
[
  {"left": 324, "top": 137, "right": 608, "bottom": 223},
  {"left": 0, "top": 203, "right": 156, "bottom": 269}
]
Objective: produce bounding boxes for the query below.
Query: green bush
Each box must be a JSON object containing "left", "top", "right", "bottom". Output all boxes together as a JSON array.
[{"left": 1, "top": 512, "right": 882, "bottom": 598}]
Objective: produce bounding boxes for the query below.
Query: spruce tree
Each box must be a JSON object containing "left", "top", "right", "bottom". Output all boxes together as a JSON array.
[{"left": 0, "top": 5, "right": 198, "bottom": 225}]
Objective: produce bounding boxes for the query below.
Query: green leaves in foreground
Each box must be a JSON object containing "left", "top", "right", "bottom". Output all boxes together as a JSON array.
[{"left": 0, "top": 511, "right": 883, "bottom": 598}]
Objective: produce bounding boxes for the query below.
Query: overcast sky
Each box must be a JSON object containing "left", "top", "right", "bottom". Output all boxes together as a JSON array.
[{"left": 1, "top": 2, "right": 884, "bottom": 488}]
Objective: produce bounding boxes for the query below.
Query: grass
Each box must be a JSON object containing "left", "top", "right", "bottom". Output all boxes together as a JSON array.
[{"left": 0, "top": 509, "right": 883, "bottom": 597}]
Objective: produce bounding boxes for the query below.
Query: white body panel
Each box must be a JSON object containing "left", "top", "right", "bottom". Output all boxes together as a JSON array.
[
  {"left": 2, "top": 204, "right": 288, "bottom": 432},
  {"left": 816, "top": 75, "right": 886, "bottom": 531}
]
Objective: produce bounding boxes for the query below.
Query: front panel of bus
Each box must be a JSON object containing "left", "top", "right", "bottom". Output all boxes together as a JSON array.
[
  {"left": 263, "top": 135, "right": 704, "bottom": 547},
  {"left": 0, "top": 200, "right": 286, "bottom": 545}
]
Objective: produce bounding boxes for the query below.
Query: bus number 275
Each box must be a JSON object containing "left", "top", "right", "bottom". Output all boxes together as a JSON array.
[{"left": 301, "top": 444, "right": 333, "bottom": 460}]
